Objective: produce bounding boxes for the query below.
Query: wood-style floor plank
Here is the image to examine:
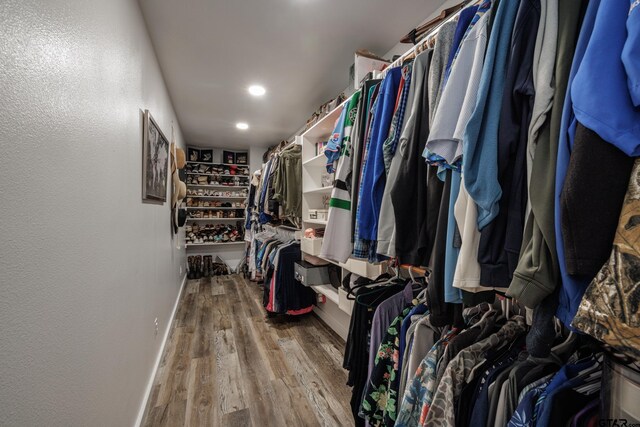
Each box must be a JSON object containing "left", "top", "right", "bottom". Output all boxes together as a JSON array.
[{"left": 141, "top": 274, "right": 353, "bottom": 426}]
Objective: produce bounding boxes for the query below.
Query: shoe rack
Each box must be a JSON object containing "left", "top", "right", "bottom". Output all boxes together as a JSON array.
[{"left": 184, "top": 148, "right": 251, "bottom": 248}]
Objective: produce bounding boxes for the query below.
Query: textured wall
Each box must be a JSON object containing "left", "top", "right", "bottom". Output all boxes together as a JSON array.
[{"left": 0, "top": 0, "right": 186, "bottom": 425}]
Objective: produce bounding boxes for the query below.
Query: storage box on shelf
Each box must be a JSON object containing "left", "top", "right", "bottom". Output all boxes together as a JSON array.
[{"left": 301, "top": 237, "right": 323, "bottom": 256}]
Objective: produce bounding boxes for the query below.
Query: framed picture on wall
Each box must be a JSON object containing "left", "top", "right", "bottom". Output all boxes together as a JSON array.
[
  {"left": 235, "top": 152, "right": 248, "bottom": 165},
  {"left": 142, "top": 110, "right": 170, "bottom": 202},
  {"left": 223, "top": 150, "right": 236, "bottom": 164},
  {"left": 200, "top": 149, "right": 213, "bottom": 163},
  {"left": 187, "top": 147, "right": 200, "bottom": 162}
]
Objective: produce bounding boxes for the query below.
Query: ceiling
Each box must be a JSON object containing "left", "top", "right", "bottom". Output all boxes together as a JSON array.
[{"left": 139, "top": 0, "right": 448, "bottom": 149}]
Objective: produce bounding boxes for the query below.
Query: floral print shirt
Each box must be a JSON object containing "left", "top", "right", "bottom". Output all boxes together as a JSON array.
[
  {"left": 395, "top": 327, "right": 459, "bottom": 427},
  {"left": 361, "top": 306, "right": 411, "bottom": 426}
]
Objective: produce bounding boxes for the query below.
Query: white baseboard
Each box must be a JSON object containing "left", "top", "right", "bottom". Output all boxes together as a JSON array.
[{"left": 134, "top": 273, "right": 187, "bottom": 427}]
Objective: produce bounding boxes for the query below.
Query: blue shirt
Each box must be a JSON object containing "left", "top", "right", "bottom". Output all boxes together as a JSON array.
[
  {"left": 507, "top": 383, "right": 548, "bottom": 427},
  {"left": 444, "top": 4, "right": 480, "bottom": 85},
  {"left": 624, "top": 0, "right": 640, "bottom": 106},
  {"left": 353, "top": 84, "right": 381, "bottom": 260},
  {"left": 462, "top": 0, "right": 521, "bottom": 230},
  {"left": 358, "top": 67, "right": 402, "bottom": 242},
  {"left": 572, "top": 0, "right": 640, "bottom": 156},
  {"left": 534, "top": 358, "right": 596, "bottom": 427},
  {"left": 555, "top": 0, "right": 601, "bottom": 328}
]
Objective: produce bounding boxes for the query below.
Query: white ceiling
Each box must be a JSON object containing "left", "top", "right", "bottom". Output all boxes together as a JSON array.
[{"left": 139, "top": 0, "right": 447, "bottom": 148}]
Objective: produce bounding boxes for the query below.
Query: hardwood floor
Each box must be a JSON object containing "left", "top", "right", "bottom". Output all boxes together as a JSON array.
[{"left": 141, "top": 274, "right": 353, "bottom": 427}]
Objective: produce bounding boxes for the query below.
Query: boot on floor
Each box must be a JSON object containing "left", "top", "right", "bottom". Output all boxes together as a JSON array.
[
  {"left": 187, "top": 256, "right": 194, "bottom": 280},
  {"left": 195, "top": 256, "right": 203, "bottom": 279}
]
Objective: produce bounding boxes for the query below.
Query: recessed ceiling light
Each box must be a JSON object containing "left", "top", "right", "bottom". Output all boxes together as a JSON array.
[
  {"left": 236, "top": 122, "right": 249, "bottom": 130},
  {"left": 248, "top": 85, "right": 266, "bottom": 97}
]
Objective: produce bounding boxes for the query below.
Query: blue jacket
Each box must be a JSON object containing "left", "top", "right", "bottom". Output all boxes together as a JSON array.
[
  {"left": 554, "top": 0, "right": 600, "bottom": 327},
  {"left": 624, "top": 0, "right": 640, "bottom": 106},
  {"left": 358, "top": 67, "right": 401, "bottom": 241},
  {"left": 571, "top": 0, "right": 640, "bottom": 156},
  {"left": 462, "top": 0, "right": 521, "bottom": 230}
]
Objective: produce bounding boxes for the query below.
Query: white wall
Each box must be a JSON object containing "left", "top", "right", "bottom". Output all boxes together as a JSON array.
[{"left": 0, "top": 1, "right": 187, "bottom": 426}]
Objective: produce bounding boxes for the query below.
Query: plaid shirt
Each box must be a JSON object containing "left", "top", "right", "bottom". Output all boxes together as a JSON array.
[{"left": 382, "top": 62, "right": 413, "bottom": 174}]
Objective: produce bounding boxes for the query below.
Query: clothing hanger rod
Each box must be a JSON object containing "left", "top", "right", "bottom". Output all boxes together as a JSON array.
[{"left": 381, "top": 6, "right": 464, "bottom": 77}]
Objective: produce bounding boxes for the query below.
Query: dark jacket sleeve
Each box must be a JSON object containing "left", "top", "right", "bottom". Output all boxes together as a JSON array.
[
  {"left": 478, "top": 0, "right": 540, "bottom": 287},
  {"left": 560, "top": 123, "right": 634, "bottom": 278}
]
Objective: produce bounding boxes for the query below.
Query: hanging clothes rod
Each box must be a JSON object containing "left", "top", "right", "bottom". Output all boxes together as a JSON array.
[
  {"left": 379, "top": 5, "right": 465, "bottom": 77},
  {"left": 262, "top": 223, "right": 301, "bottom": 242},
  {"left": 399, "top": 264, "right": 429, "bottom": 277}
]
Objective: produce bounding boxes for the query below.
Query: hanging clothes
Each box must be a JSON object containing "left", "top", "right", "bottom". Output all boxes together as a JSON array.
[
  {"left": 353, "top": 67, "right": 402, "bottom": 262},
  {"left": 263, "top": 241, "right": 316, "bottom": 315},
  {"left": 572, "top": 158, "right": 640, "bottom": 361},
  {"left": 351, "top": 79, "right": 382, "bottom": 248},
  {"left": 321, "top": 92, "right": 361, "bottom": 263},
  {"left": 272, "top": 143, "right": 302, "bottom": 224},
  {"left": 388, "top": 51, "right": 438, "bottom": 266},
  {"left": 475, "top": 0, "right": 540, "bottom": 289}
]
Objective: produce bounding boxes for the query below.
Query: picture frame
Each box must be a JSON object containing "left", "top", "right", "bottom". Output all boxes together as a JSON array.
[
  {"left": 142, "top": 110, "right": 170, "bottom": 202},
  {"left": 200, "top": 149, "right": 213, "bottom": 163},
  {"left": 223, "top": 150, "right": 236, "bottom": 164},
  {"left": 235, "top": 152, "right": 248, "bottom": 165},
  {"left": 187, "top": 147, "right": 201, "bottom": 162}
]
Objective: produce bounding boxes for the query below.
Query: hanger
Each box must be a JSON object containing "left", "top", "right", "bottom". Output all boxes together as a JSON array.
[
  {"left": 468, "top": 303, "right": 496, "bottom": 328},
  {"left": 350, "top": 271, "right": 407, "bottom": 305},
  {"left": 346, "top": 274, "right": 393, "bottom": 300}
]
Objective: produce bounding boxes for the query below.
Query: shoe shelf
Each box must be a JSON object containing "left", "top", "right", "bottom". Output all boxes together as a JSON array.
[
  {"left": 187, "top": 217, "right": 246, "bottom": 221},
  {"left": 188, "top": 184, "right": 248, "bottom": 189},
  {"left": 186, "top": 206, "right": 245, "bottom": 210},
  {"left": 185, "top": 241, "right": 245, "bottom": 248},
  {"left": 187, "top": 161, "right": 247, "bottom": 167},
  {"left": 185, "top": 147, "right": 251, "bottom": 253},
  {"left": 186, "top": 172, "right": 250, "bottom": 178},
  {"left": 187, "top": 195, "right": 247, "bottom": 199}
]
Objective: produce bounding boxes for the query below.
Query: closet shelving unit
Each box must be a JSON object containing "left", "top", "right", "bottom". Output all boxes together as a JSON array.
[
  {"left": 184, "top": 155, "right": 250, "bottom": 250},
  {"left": 299, "top": 99, "right": 384, "bottom": 338}
]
